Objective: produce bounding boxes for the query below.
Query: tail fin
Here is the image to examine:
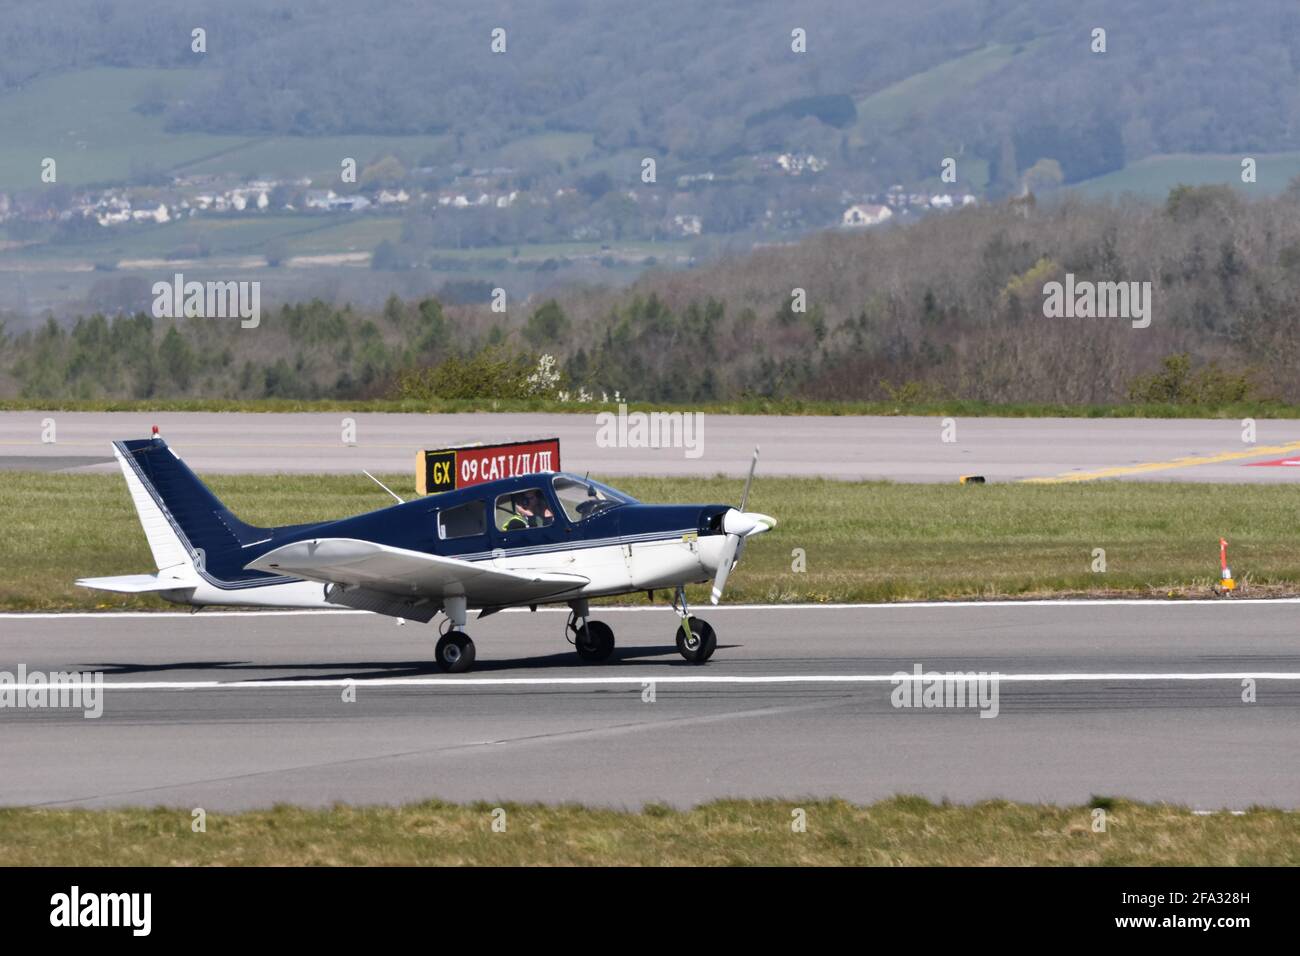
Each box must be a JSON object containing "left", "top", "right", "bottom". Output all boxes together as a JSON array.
[{"left": 113, "top": 436, "right": 270, "bottom": 582}]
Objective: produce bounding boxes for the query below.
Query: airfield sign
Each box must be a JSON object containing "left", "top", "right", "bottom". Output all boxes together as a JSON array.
[{"left": 415, "top": 438, "right": 561, "bottom": 495}]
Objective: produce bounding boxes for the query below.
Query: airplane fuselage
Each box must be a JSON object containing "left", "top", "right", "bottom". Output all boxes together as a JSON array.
[{"left": 144, "top": 465, "right": 733, "bottom": 613}]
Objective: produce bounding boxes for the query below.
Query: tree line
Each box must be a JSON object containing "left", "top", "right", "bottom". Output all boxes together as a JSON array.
[{"left": 5, "top": 185, "right": 1300, "bottom": 406}]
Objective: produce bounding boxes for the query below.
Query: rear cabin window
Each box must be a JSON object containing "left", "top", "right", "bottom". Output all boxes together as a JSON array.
[{"left": 438, "top": 500, "right": 486, "bottom": 540}]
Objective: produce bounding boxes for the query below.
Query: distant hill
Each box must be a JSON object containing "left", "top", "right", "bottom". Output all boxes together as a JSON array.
[{"left": 6, "top": 0, "right": 1300, "bottom": 192}]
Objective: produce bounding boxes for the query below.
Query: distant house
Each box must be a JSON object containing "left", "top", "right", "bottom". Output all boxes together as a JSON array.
[
  {"left": 130, "top": 203, "right": 170, "bottom": 224},
  {"left": 841, "top": 203, "right": 893, "bottom": 228},
  {"left": 777, "top": 153, "right": 826, "bottom": 175},
  {"left": 672, "top": 213, "right": 703, "bottom": 236},
  {"left": 331, "top": 194, "right": 370, "bottom": 212},
  {"left": 304, "top": 189, "right": 336, "bottom": 210}
]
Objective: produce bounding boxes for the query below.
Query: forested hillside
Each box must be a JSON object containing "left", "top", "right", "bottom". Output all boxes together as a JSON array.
[
  {"left": 6, "top": 1, "right": 1300, "bottom": 188},
  {"left": 6, "top": 187, "right": 1298, "bottom": 407}
]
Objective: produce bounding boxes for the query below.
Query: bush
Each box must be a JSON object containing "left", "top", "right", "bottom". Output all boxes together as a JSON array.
[
  {"left": 395, "top": 348, "right": 565, "bottom": 401},
  {"left": 1126, "top": 353, "right": 1254, "bottom": 405}
]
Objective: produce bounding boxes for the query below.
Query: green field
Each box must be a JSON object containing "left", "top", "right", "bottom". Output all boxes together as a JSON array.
[
  {"left": 3, "top": 472, "right": 1298, "bottom": 611},
  {"left": 1071, "top": 152, "right": 1300, "bottom": 199},
  {"left": 847, "top": 41, "right": 1047, "bottom": 193},
  {"left": 0, "top": 797, "right": 1291, "bottom": 866},
  {"left": 3, "top": 214, "right": 386, "bottom": 264},
  {"left": 0, "top": 67, "right": 460, "bottom": 190},
  {"left": 486, "top": 131, "right": 596, "bottom": 168},
  {"left": 179, "top": 134, "right": 453, "bottom": 183},
  {"left": 0, "top": 68, "right": 249, "bottom": 190},
  {"left": 854, "top": 43, "right": 1029, "bottom": 131}
]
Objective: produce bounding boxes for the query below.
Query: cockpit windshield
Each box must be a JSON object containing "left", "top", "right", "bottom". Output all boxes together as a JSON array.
[{"left": 552, "top": 474, "right": 635, "bottom": 522}]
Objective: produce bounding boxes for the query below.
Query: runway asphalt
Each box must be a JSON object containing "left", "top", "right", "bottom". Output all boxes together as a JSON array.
[
  {"left": 3, "top": 411, "right": 1300, "bottom": 481},
  {"left": 0, "top": 602, "right": 1296, "bottom": 810}
]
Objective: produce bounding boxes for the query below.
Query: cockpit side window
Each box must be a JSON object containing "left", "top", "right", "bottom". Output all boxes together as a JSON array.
[
  {"left": 552, "top": 475, "right": 629, "bottom": 522},
  {"left": 495, "top": 488, "right": 555, "bottom": 532}
]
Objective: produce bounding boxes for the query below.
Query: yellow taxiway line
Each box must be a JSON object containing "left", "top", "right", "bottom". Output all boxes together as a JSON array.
[{"left": 1022, "top": 440, "right": 1300, "bottom": 483}]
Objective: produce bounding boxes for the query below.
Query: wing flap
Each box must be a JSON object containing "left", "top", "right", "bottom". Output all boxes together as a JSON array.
[{"left": 245, "top": 538, "right": 586, "bottom": 605}]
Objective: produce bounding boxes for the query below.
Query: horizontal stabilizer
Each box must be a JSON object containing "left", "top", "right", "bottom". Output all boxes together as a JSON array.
[{"left": 75, "top": 573, "right": 199, "bottom": 595}]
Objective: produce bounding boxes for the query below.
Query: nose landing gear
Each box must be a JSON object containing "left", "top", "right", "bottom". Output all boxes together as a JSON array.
[{"left": 672, "top": 585, "right": 716, "bottom": 663}]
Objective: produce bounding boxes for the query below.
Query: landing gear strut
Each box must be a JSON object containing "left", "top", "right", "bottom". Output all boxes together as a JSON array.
[
  {"left": 672, "top": 585, "right": 716, "bottom": 663},
  {"left": 433, "top": 595, "right": 476, "bottom": 673},
  {"left": 567, "top": 599, "right": 615, "bottom": 663}
]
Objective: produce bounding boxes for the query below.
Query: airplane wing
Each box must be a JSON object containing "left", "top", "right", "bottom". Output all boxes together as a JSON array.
[{"left": 244, "top": 538, "right": 587, "bottom": 607}]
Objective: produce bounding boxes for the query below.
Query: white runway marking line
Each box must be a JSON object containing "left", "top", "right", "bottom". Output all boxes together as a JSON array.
[
  {"left": 2, "top": 672, "right": 1297, "bottom": 692},
  {"left": 5, "top": 598, "right": 1300, "bottom": 621}
]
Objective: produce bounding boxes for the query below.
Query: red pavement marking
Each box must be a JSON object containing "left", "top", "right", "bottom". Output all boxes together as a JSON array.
[{"left": 1245, "top": 457, "right": 1300, "bottom": 466}]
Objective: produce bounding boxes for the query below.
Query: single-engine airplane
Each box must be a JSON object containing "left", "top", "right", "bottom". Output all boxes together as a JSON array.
[{"left": 77, "top": 434, "right": 775, "bottom": 672}]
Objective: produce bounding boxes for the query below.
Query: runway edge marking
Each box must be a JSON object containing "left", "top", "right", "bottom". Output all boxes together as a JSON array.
[
  {"left": 5, "top": 599, "right": 1300, "bottom": 620},
  {"left": 5, "top": 672, "right": 1300, "bottom": 692}
]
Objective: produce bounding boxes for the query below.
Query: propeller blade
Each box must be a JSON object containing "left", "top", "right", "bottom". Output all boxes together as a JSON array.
[
  {"left": 739, "top": 446, "right": 759, "bottom": 513},
  {"left": 711, "top": 451, "right": 765, "bottom": 607},
  {"left": 710, "top": 532, "right": 742, "bottom": 605}
]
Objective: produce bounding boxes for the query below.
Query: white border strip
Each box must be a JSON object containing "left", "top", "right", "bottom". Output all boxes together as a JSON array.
[
  {"left": 3, "top": 672, "right": 1297, "bottom": 691},
  {"left": 5, "top": 599, "right": 1300, "bottom": 620}
]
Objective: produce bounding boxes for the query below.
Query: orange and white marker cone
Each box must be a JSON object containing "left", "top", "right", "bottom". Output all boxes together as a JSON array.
[{"left": 1219, "top": 537, "right": 1236, "bottom": 592}]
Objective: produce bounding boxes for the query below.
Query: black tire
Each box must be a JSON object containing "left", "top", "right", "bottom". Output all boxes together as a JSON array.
[
  {"left": 675, "top": 617, "right": 717, "bottom": 664},
  {"left": 575, "top": 620, "right": 615, "bottom": 663},
  {"left": 435, "top": 631, "right": 476, "bottom": 673}
]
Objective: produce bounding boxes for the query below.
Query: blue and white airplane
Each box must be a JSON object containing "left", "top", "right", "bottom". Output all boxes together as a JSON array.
[{"left": 77, "top": 434, "right": 775, "bottom": 672}]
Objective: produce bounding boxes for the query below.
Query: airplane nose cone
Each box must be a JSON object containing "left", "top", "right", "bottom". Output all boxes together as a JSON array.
[{"left": 722, "top": 509, "right": 776, "bottom": 536}]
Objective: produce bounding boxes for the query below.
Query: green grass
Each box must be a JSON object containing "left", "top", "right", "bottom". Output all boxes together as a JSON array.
[
  {"left": 4, "top": 473, "right": 1299, "bottom": 611},
  {"left": 1071, "top": 151, "right": 1300, "bottom": 199},
  {"left": 5, "top": 397, "right": 1300, "bottom": 418},
  {"left": 0, "top": 797, "right": 1292, "bottom": 865}
]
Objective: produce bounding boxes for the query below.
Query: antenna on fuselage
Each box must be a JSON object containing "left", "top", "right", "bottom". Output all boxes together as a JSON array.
[{"left": 362, "top": 469, "right": 406, "bottom": 504}]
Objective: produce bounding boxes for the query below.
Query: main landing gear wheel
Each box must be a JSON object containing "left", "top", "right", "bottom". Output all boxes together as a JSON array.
[
  {"left": 676, "top": 617, "right": 716, "bottom": 664},
  {"left": 574, "top": 620, "right": 615, "bottom": 663},
  {"left": 435, "top": 630, "right": 476, "bottom": 673}
]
